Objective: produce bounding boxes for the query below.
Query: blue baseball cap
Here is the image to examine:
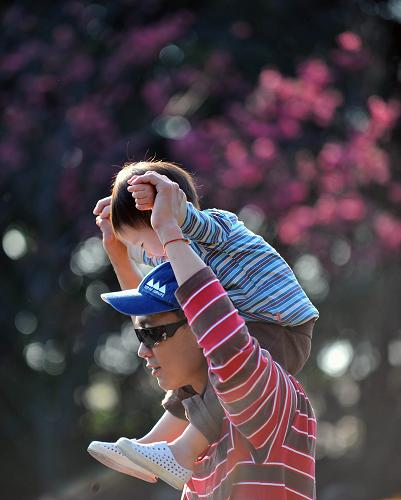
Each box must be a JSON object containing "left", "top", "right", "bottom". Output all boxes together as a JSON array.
[{"left": 101, "top": 262, "right": 180, "bottom": 316}]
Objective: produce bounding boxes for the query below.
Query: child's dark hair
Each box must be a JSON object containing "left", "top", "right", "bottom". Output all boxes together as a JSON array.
[{"left": 111, "top": 161, "right": 200, "bottom": 234}]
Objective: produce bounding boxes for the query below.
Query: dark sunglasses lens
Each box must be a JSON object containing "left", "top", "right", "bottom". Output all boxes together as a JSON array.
[
  {"left": 135, "top": 328, "right": 160, "bottom": 348},
  {"left": 135, "top": 320, "right": 186, "bottom": 348}
]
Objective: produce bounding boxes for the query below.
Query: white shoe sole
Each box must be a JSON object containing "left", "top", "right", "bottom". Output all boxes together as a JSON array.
[
  {"left": 87, "top": 441, "right": 157, "bottom": 483},
  {"left": 117, "top": 438, "right": 191, "bottom": 491}
]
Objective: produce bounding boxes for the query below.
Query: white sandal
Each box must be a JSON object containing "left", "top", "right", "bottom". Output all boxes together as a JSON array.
[
  {"left": 117, "top": 438, "right": 192, "bottom": 490},
  {"left": 87, "top": 440, "right": 157, "bottom": 483}
]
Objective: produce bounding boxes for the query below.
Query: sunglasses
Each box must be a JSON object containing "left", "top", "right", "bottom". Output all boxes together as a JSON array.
[{"left": 134, "top": 318, "right": 187, "bottom": 348}]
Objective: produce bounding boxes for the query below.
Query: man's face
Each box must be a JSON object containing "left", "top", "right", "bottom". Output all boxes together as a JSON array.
[{"left": 136, "top": 311, "right": 208, "bottom": 393}]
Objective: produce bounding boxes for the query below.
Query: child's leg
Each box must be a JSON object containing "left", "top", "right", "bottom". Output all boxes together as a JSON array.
[
  {"left": 168, "top": 423, "right": 210, "bottom": 470},
  {"left": 168, "top": 380, "right": 225, "bottom": 468},
  {"left": 247, "top": 319, "right": 314, "bottom": 375},
  {"left": 87, "top": 410, "right": 184, "bottom": 481},
  {"left": 138, "top": 410, "right": 189, "bottom": 444},
  {"left": 116, "top": 382, "right": 224, "bottom": 490}
]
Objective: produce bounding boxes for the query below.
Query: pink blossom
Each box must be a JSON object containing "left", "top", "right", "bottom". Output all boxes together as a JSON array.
[
  {"left": 337, "top": 32, "right": 362, "bottom": 52},
  {"left": 389, "top": 183, "right": 401, "bottom": 204},
  {"left": 230, "top": 21, "right": 253, "bottom": 39},
  {"left": 247, "top": 92, "right": 277, "bottom": 118},
  {"left": 297, "top": 58, "right": 332, "bottom": 87},
  {"left": 278, "top": 207, "right": 315, "bottom": 245},
  {"left": 252, "top": 137, "right": 277, "bottom": 161},
  {"left": 259, "top": 69, "right": 283, "bottom": 93},
  {"left": 278, "top": 218, "right": 303, "bottom": 245},
  {"left": 4, "top": 106, "right": 33, "bottom": 136},
  {"left": 52, "top": 25, "right": 76, "bottom": 48},
  {"left": 246, "top": 120, "right": 277, "bottom": 139},
  {"left": 0, "top": 139, "right": 26, "bottom": 171},
  {"left": 331, "top": 34, "right": 369, "bottom": 71},
  {"left": 318, "top": 143, "right": 344, "bottom": 169},
  {"left": 315, "top": 195, "right": 338, "bottom": 224},
  {"left": 66, "top": 101, "right": 116, "bottom": 144},
  {"left": 64, "top": 54, "right": 95, "bottom": 83},
  {"left": 277, "top": 117, "right": 301, "bottom": 139},
  {"left": 348, "top": 136, "right": 390, "bottom": 185},
  {"left": 374, "top": 213, "right": 401, "bottom": 249},
  {"left": 272, "top": 182, "right": 309, "bottom": 210},
  {"left": 0, "top": 42, "right": 43, "bottom": 74},
  {"left": 238, "top": 163, "right": 264, "bottom": 186},
  {"left": 102, "top": 12, "right": 193, "bottom": 80},
  {"left": 225, "top": 140, "right": 248, "bottom": 168},
  {"left": 367, "top": 96, "right": 401, "bottom": 138},
  {"left": 337, "top": 195, "right": 366, "bottom": 221},
  {"left": 312, "top": 90, "right": 342, "bottom": 127},
  {"left": 142, "top": 78, "right": 171, "bottom": 114},
  {"left": 277, "top": 78, "right": 297, "bottom": 101},
  {"left": 296, "top": 151, "right": 316, "bottom": 181},
  {"left": 281, "top": 95, "right": 311, "bottom": 121},
  {"left": 320, "top": 172, "right": 346, "bottom": 193},
  {"left": 205, "top": 51, "right": 232, "bottom": 73},
  {"left": 219, "top": 170, "right": 242, "bottom": 189}
]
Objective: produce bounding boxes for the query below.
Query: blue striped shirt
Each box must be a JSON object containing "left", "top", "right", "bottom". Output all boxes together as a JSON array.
[{"left": 133, "top": 203, "right": 319, "bottom": 326}]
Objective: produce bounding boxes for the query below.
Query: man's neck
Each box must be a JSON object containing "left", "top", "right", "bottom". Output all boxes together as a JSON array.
[{"left": 189, "top": 370, "right": 208, "bottom": 395}]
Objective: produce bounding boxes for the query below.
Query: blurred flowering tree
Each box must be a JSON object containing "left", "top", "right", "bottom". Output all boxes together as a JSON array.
[{"left": 1, "top": 1, "right": 401, "bottom": 499}]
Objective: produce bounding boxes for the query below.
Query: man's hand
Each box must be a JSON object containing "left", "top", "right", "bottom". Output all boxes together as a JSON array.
[
  {"left": 127, "top": 175, "right": 156, "bottom": 211},
  {"left": 129, "top": 172, "right": 187, "bottom": 236},
  {"left": 129, "top": 172, "right": 187, "bottom": 244}
]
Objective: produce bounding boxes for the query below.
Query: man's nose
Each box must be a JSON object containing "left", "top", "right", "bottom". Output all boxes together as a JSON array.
[{"left": 138, "top": 342, "right": 152, "bottom": 358}]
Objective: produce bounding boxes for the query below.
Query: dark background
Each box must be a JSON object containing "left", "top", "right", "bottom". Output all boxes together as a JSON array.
[{"left": 1, "top": 1, "right": 401, "bottom": 499}]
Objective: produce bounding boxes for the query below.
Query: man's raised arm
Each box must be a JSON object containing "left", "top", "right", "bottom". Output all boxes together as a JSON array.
[{"left": 148, "top": 172, "right": 296, "bottom": 455}]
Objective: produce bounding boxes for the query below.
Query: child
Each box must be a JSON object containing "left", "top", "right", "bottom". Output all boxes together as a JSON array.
[{"left": 89, "top": 161, "right": 318, "bottom": 490}]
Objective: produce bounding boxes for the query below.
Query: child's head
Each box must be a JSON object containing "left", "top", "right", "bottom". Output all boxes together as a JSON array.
[{"left": 111, "top": 160, "right": 199, "bottom": 255}]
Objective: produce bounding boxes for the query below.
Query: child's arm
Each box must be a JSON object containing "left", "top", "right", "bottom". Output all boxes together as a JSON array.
[
  {"left": 136, "top": 411, "right": 188, "bottom": 444},
  {"left": 93, "top": 196, "right": 142, "bottom": 289}
]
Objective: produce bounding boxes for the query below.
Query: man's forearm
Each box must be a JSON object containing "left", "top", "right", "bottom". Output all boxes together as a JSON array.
[{"left": 159, "top": 225, "right": 206, "bottom": 286}]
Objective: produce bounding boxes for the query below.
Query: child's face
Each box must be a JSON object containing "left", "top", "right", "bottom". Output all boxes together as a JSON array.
[{"left": 119, "top": 224, "right": 164, "bottom": 257}]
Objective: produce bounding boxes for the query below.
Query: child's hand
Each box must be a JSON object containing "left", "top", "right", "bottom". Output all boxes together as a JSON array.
[
  {"left": 129, "top": 171, "right": 187, "bottom": 239},
  {"left": 93, "top": 196, "right": 125, "bottom": 257},
  {"left": 127, "top": 177, "right": 156, "bottom": 211},
  {"left": 93, "top": 195, "right": 112, "bottom": 218}
]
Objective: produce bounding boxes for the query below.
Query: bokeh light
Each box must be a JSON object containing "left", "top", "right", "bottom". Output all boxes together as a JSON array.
[
  {"left": 2, "top": 227, "right": 28, "bottom": 260},
  {"left": 23, "top": 340, "right": 66, "bottom": 375},
  {"left": 317, "top": 340, "right": 354, "bottom": 377},
  {"left": 15, "top": 310, "right": 37, "bottom": 335},
  {"left": 388, "top": 339, "right": 401, "bottom": 366},
  {"left": 85, "top": 280, "right": 109, "bottom": 308},
  {"left": 70, "top": 237, "right": 108, "bottom": 276},
  {"left": 83, "top": 377, "right": 120, "bottom": 412},
  {"left": 153, "top": 115, "right": 191, "bottom": 139},
  {"left": 95, "top": 327, "right": 140, "bottom": 375},
  {"left": 294, "top": 254, "right": 329, "bottom": 301}
]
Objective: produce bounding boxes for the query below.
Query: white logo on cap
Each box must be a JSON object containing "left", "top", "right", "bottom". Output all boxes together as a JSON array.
[{"left": 144, "top": 278, "right": 166, "bottom": 297}]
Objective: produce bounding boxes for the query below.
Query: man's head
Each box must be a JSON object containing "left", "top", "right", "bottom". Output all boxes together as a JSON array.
[
  {"left": 102, "top": 263, "right": 207, "bottom": 393},
  {"left": 134, "top": 309, "right": 206, "bottom": 393}
]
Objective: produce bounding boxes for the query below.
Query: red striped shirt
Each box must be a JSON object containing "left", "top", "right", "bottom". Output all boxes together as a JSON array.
[{"left": 175, "top": 268, "right": 316, "bottom": 500}]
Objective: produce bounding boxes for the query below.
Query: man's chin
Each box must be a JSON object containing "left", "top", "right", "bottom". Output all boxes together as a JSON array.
[{"left": 156, "top": 376, "right": 180, "bottom": 392}]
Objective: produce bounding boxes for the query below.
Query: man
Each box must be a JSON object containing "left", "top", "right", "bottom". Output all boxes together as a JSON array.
[{"left": 94, "top": 173, "right": 317, "bottom": 499}]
